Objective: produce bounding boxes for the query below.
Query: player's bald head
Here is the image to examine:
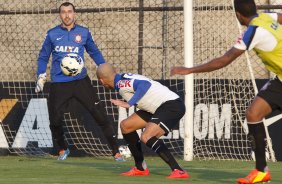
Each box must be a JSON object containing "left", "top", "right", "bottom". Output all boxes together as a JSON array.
[{"left": 97, "top": 63, "right": 116, "bottom": 80}]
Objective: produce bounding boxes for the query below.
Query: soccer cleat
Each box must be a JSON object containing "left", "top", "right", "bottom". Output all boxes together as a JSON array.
[
  {"left": 237, "top": 169, "right": 271, "bottom": 184},
  {"left": 120, "top": 167, "right": 150, "bottom": 176},
  {"left": 114, "top": 152, "right": 125, "bottom": 162},
  {"left": 57, "top": 148, "right": 70, "bottom": 161},
  {"left": 167, "top": 169, "right": 189, "bottom": 179}
]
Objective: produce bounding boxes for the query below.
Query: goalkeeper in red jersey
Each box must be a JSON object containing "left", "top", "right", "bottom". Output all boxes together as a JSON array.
[{"left": 171, "top": 0, "right": 282, "bottom": 183}]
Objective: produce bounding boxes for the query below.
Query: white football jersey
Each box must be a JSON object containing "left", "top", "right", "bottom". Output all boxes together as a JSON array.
[
  {"left": 234, "top": 13, "right": 278, "bottom": 51},
  {"left": 114, "top": 73, "right": 179, "bottom": 114}
]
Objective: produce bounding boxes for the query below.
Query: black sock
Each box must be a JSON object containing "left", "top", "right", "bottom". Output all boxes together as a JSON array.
[
  {"left": 50, "top": 125, "right": 67, "bottom": 151},
  {"left": 123, "top": 131, "right": 144, "bottom": 171},
  {"left": 105, "top": 135, "right": 119, "bottom": 156},
  {"left": 93, "top": 103, "right": 119, "bottom": 156},
  {"left": 248, "top": 123, "right": 267, "bottom": 172},
  {"left": 97, "top": 119, "right": 119, "bottom": 156},
  {"left": 146, "top": 137, "right": 182, "bottom": 171}
]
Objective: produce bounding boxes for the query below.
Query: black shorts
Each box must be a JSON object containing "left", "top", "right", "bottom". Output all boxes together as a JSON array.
[
  {"left": 135, "top": 98, "right": 185, "bottom": 136},
  {"left": 257, "top": 77, "right": 282, "bottom": 111},
  {"left": 48, "top": 76, "right": 108, "bottom": 127}
]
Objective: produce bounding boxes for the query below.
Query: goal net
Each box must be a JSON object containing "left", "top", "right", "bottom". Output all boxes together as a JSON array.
[
  {"left": 0, "top": 0, "right": 185, "bottom": 157},
  {"left": 0, "top": 0, "right": 277, "bottom": 161},
  {"left": 190, "top": 0, "right": 278, "bottom": 161}
]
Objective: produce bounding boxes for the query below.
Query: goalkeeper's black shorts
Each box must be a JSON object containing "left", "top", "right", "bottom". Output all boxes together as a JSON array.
[
  {"left": 135, "top": 98, "right": 185, "bottom": 136},
  {"left": 48, "top": 76, "right": 109, "bottom": 127}
]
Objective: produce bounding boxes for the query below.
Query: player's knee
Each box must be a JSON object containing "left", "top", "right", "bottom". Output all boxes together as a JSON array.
[
  {"left": 246, "top": 108, "right": 263, "bottom": 122},
  {"left": 120, "top": 120, "right": 131, "bottom": 134}
]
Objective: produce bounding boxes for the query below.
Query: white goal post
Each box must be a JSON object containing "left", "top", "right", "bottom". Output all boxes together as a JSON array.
[{"left": 183, "top": 0, "right": 194, "bottom": 161}]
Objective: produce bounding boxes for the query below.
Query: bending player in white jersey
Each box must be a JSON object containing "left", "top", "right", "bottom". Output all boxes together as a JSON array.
[{"left": 97, "top": 63, "right": 188, "bottom": 179}]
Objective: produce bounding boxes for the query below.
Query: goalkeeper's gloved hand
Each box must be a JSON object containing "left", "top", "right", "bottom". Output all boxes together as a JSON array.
[{"left": 35, "top": 73, "right": 47, "bottom": 93}]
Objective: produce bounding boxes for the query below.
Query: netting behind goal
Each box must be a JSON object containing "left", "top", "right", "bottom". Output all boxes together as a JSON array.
[
  {"left": 191, "top": 0, "right": 278, "bottom": 161},
  {"left": 0, "top": 0, "right": 185, "bottom": 157}
]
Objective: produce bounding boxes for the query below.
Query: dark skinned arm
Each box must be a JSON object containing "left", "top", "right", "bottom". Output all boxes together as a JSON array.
[{"left": 170, "top": 47, "right": 245, "bottom": 76}]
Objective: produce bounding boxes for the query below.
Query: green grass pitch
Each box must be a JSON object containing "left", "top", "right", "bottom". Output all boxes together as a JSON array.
[{"left": 0, "top": 156, "right": 281, "bottom": 184}]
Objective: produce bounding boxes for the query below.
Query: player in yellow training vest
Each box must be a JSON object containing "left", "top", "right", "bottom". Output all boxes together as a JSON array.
[{"left": 171, "top": 0, "right": 282, "bottom": 183}]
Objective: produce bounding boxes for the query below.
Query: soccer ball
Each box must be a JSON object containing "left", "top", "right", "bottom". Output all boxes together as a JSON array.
[
  {"left": 118, "top": 145, "right": 131, "bottom": 159},
  {"left": 60, "top": 53, "right": 84, "bottom": 76}
]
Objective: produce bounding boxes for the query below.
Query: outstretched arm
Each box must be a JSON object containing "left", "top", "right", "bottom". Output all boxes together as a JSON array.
[{"left": 171, "top": 47, "right": 244, "bottom": 76}]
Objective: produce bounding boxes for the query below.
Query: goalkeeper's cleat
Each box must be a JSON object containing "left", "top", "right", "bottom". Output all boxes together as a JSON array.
[
  {"left": 114, "top": 152, "right": 125, "bottom": 162},
  {"left": 167, "top": 169, "right": 189, "bottom": 179},
  {"left": 120, "top": 167, "right": 150, "bottom": 176},
  {"left": 237, "top": 169, "right": 271, "bottom": 184},
  {"left": 57, "top": 148, "right": 70, "bottom": 161},
  {"left": 114, "top": 153, "right": 125, "bottom": 162}
]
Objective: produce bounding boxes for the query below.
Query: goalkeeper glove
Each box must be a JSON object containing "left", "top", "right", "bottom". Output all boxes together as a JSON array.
[{"left": 35, "top": 73, "right": 47, "bottom": 93}]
